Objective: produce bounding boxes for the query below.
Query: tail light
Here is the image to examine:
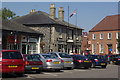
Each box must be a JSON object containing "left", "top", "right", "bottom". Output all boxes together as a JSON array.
[
  {"left": 77, "top": 60, "right": 83, "bottom": 63},
  {"left": 46, "top": 60, "right": 52, "bottom": 62},
  {"left": 59, "top": 58, "right": 61, "bottom": 59},
  {"left": 40, "top": 61, "right": 43, "bottom": 65},
  {"left": 72, "top": 58, "right": 74, "bottom": 61},
  {"left": 61, "top": 59, "right": 64, "bottom": 63},
  {"left": 90, "top": 60, "right": 92, "bottom": 62},
  {"left": 118, "top": 58, "right": 120, "bottom": 60},
  {"left": 25, "top": 61, "right": 29, "bottom": 65},
  {"left": 94, "top": 59, "right": 98, "bottom": 62}
]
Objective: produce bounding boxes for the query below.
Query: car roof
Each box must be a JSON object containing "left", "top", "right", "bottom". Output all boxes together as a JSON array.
[
  {"left": 40, "top": 53, "right": 51, "bottom": 55},
  {"left": 49, "top": 52, "right": 67, "bottom": 54},
  {"left": 2, "top": 50, "right": 20, "bottom": 52}
]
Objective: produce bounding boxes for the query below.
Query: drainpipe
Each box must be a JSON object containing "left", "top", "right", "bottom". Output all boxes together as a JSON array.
[{"left": 38, "top": 36, "right": 41, "bottom": 53}]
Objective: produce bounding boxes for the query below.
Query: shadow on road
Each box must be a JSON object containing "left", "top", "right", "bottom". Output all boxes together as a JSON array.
[{"left": 2, "top": 73, "right": 28, "bottom": 78}]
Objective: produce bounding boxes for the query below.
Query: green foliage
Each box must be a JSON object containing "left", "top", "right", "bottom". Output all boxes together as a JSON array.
[{"left": 2, "top": 8, "right": 16, "bottom": 20}]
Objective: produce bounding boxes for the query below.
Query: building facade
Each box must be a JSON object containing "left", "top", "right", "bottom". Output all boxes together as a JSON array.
[
  {"left": 12, "top": 4, "right": 83, "bottom": 54},
  {"left": 89, "top": 14, "right": 120, "bottom": 55},
  {"left": 2, "top": 19, "right": 43, "bottom": 54}
]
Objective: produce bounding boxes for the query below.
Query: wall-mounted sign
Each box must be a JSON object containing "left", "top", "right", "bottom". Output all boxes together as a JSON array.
[
  {"left": 83, "top": 32, "right": 87, "bottom": 37},
  {"left": 8, "top": 34, "right": 19, "bottom": 43},
  {"left": 29, "top": 38, "right": 37, "bottom": 42},
  {"left": 88, "top": 41, "right": 91, "bottom": 44}
]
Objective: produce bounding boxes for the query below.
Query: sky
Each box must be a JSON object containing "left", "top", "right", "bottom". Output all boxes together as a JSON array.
[{"left": 2, "top": 2, "right": 118, "bottom": 32}]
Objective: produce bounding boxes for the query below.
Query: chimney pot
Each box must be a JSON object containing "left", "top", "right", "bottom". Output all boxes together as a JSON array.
[
  {"left": 50, "top": 4, "right": 56, "bottom": 19},
  {"left": 58, "top": 7, "right": 64, "bottom": 21}
]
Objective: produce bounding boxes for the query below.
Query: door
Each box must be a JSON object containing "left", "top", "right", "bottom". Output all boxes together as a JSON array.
[
  {"left": 108, "top": 44, "right": 112, "bottom": 54},
  {"left": 22, "top": 44, "right": 27, "bottom": 54}
]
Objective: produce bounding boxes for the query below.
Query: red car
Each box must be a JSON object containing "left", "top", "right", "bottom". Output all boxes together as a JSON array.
[
  {"left": 23, "top": 54, "right": 43, "bottom": 73},
  {"left": 1, "top": 50, "right": 25, "bottom": 76}
]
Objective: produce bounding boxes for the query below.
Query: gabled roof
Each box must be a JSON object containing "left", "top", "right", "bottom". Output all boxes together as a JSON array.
[
  {"left": 12, "top": 11, "right": 57, "bottom": 25},
  {"left": 2, "top": 19, "right": 43, "bottom": 35},
  {"left": 12, "top": 11, "right": 83, "bottom": 30},
  {"left": 89, "top": 14, "right": 120, "bottom": 32}
]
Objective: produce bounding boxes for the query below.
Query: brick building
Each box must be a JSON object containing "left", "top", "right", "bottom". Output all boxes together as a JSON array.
[
  {"left": 12, "top": 4, "right": 83, "bottom": 54},
  {"left": 89, "top": 14, "right": 120, "bottom": 55}
]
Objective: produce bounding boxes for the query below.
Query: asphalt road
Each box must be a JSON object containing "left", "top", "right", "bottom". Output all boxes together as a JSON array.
[{"left": 1, "top": 65, "right": 119, "bottom": 80}]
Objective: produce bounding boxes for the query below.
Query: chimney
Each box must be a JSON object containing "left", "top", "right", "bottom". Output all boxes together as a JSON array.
[
  {"left": 50, "top": 4, "right": 56, "bottom": 19},
  {"left": 29, "top": 9, "right": 35, "bottom": 14},
  {"left": 58, "top": 7, "right": 64, "bottom": 21}
]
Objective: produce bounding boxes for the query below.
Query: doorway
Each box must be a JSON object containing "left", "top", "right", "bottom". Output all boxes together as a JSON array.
[
  {"left": 108, "top": 44, "right": 112, "bottom": 54},
  {"left": 22, "top": 44, "right": 27, "bottom": 54}
]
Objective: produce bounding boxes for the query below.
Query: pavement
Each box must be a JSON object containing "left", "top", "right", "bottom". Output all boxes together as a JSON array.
[{"left": 1, "top": 64, "right": 119, "bottom": 80}]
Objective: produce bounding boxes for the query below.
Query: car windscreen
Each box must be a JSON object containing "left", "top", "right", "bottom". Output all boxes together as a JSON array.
[
  {"left": 59, "top": 53, "right": 71, "bottom": 58},
  {"left": 89, "top": 55, "right": 105, "bottom": 60},
  {"left": 31, "top": 55, "right": 40, "bottom": 61},
  {"left": 2, "top": 51, "right": 23, "bottom": 59},
  {"left": 25, "top": 55, "right": 33, "bottom": 61},
  {"left": 71, "top": 55, "right": 87, "bottom": 60},
  {"left": 25, "top": 55, "right": 40, "bottom": 61},
  {"left": 42, "top": 55, "right": 57, "bottom": 59}
]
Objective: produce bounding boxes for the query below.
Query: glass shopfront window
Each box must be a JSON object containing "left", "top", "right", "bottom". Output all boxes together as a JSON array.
[{"left": 28, "top": 44, "right": 38, "bottom": 54}]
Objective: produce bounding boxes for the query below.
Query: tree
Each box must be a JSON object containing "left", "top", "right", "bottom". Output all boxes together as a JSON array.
[{"left": 2, "top": 8, "right": 16, "bottom": 20}]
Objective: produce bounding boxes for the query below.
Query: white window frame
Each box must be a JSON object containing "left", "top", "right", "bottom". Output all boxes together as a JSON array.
[
  {"left": 92, "top": 44, "right": 96, "bottom": 54},
  {"left": 92, "top": 34, "right": 96, "bottom": 40},
  {"left": 100, "top": 33, "right": 103, "bottom": 39},
  {"left": 99, "top": 44, "right": 103, "bottom": 53},
  {"left": 59, "top": 28, "right": 62, "bottom": 38},
  {"left": 116, "top": 32, "right": 118, "bottom": 39},
  {"left": 116, "top": 44, "right": 119, "bottom": 54},
  {"left": 108, "top": 33, "right": 112, "bottom": 39}
]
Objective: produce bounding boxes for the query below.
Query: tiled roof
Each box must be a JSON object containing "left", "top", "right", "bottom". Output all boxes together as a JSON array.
[
  {"left": 89, "top": 14, "right": 120, "bottom": 32},
  {"left": 12, "top": 11, "right": 83, "bottom": 30},
  {"left": 2, "top": 19, "right": 43, "bottom": 35}
]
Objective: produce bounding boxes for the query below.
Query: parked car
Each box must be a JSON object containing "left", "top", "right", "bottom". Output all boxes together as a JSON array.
[
  {"left": 35, "top": 54, "right": 63, "bottom": 71},
  {"left": 1, "top": 50, "right": 25, "bottom": 76},
  {"left": 86, "top": 55, "right": 107, "bottom": 68},
  {"left": 70, "top": 55, "right": 92, "bottom": 69},
  {"left": 23, "top": 54, "right": 43, "bottom": 73},
  {"left": 47, "top": 52, "right": 74, "bottom": 69},
  {"left": 112, "top": 56, "right": 120, "bottom": 65},
  {"left": 104, "top": 54, "right": 119, "bottom": 64}
]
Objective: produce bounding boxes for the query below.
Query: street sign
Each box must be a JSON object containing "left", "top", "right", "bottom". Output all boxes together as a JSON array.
[
  {"left": 110, "top": 49, "right": 113, "bottom": 51},
  {"left": 88, "top": 41, "right": 91, "bottom": 44}
]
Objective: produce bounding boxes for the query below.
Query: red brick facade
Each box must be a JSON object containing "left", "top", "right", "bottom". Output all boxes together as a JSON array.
[{"left": 88, "top": 14, "right": 120, "bottom": 55}]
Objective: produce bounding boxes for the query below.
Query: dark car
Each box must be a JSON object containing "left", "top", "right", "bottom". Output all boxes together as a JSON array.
[
  {"left": 86, "top": 55, "right": 107, "bottom": 68},
  {"left": 1, "top": 50, "right": 25, "bottom": 76},
  {"left": 70, "top": 55, "right": 92, "bottom": 69},
  {"left": 23, "top": 54, "right": 43, "bottom": 73},
  {"left": 112, "top": 56, "right": 120, "bottom": 65},
  {"left": 104, "top": 54, "right": 119, "bottom": 64}
]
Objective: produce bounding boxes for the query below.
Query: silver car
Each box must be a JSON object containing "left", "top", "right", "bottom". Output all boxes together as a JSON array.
[
  {"left": 35, "top": 54, "right": 63, "bottom": 71},
  {"left": 48, "top": 52, "right": 74, "bottom": 69}
]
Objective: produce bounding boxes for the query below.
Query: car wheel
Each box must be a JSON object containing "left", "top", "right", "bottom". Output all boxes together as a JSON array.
[
  {"left": 84, "top": 67, "right": 89, "bottom": 69},
  {"left": 55, "top": 69, "right": 60, "bottom": 72},
  {"left": 16, "top": 73, "right": 24, "bottom": 77},
  {"left": 91, "top": 63, "right": 95, "bottom": 68},
  {"left": 36, "top": 69, "right": 41, "bottom": 73},
  {"left": 101, "top": 66, "right": 106, "bottom": 68},
  {"left": 67, "top": 67, "right": 73, "bottom": 70}
]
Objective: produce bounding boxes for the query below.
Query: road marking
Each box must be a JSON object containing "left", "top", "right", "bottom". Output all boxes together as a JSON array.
[{"left": 91, "top": 69, "right": 106, "bottom": 70}]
